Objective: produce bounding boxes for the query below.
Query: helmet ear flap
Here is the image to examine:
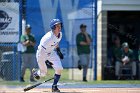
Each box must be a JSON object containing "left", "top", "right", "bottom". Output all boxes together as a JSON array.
[
  {"left": 52, "top": 25, "right": 55, "bottom": 30},
  {"left": 52, "top": 23, "right": 63, "bottom": 30},
  {"left": 61, "top": 23, "right": 63, "bottom": 28}
]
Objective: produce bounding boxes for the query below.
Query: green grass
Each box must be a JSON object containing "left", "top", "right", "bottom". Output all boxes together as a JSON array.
[
  {"left": 0, "top": 68, "right": 69, "bottom": 86},
  {"left": 81, "top": 80, "right": 140, "bottom": 84},
  {"left": 0, "top": 68, "right": 140, "bottom": 86}
]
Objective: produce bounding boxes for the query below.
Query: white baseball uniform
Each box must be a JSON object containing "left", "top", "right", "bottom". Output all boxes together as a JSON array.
[{"left": 36, "top": 30, "right": 63, "bottom": 77}]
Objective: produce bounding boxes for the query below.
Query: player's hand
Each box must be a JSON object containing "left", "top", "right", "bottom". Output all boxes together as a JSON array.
[
  {"left": 123, "top": 62, "right": 126, "bottom": 66},
  {"left": 24, "top": 40, "right": 30, "bottom": 46},
  {"left": 26, "top": 40, "right": 30, "bottom": 44},
  {"left": 29, "top": 41, "right": 35, "bottom": 46},
  {"left": 56, "top": 47, "right": 64, "bottom": 59},
  {"left": 83, "top": 31, "right": 88, "bottom": 35}
]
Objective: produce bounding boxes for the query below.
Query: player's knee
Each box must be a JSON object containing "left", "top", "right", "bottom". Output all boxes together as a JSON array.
[{"left": 55, "top": 68, "right": 63, "bottom": 75}]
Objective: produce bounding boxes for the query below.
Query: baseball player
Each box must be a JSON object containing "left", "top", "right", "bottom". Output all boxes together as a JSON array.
[{"left": 33, "top": 19, "right": 64, "bottom": 92}]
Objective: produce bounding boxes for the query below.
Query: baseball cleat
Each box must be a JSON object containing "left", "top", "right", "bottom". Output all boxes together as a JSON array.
[
  {"left": 32, "top": 68, "right": 40, "bottom": 80},
  {"left": 78, "top": 65, "right": 82, "bottom": 70},
  {"left": 83, "top": 77, "right": 87, "bottom": 82},
  {"left": 52, "top": 85, "right": 60, "bottom": 92}
]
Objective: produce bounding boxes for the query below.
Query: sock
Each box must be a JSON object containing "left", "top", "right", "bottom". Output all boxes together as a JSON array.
[{"left": 53, "top": 74, "right": 61, "bottom": 85}]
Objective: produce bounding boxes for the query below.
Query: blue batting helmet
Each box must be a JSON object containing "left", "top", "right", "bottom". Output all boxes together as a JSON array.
[{"left": 50, "top": 19, "right": 62, "bottom": 30}]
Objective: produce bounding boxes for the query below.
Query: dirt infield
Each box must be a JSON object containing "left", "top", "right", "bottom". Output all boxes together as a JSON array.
[{"left": 0, "top": 88, "right": 140, "bottom": 93}]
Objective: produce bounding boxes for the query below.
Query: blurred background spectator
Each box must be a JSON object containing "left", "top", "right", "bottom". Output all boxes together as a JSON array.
[
  {"left": 115, "top": 42, "right": 136, "bottom": 80},
  {"left": 20, "top": 24, "right": 37, "bottom": 82}
]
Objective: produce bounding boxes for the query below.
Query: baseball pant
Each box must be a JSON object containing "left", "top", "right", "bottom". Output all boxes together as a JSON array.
[
  {"left": 21, "top": 53, "right": 36, "bottom": 80},
  {"left": 79, "top": 54, "right": 90, "bottom": 78},
  {"left": 115, "top": 61, "right": 136, "bottom": 76},
  {"left": 36, "top": 47, "right": 63, "bottom": 77}
]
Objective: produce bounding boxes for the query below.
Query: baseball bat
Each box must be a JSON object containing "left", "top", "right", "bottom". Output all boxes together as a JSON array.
[{"left": 23, "top": 77, "right": 54, "bottom": 92}]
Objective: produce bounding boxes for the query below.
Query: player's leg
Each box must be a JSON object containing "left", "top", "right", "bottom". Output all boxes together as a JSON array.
[
  {"left": 83, "top": 54, "right": 90, "bottom": 82},
  {"left": 29, "top": 54, "right": 36, "bottom": 82},
  {"left": 132, "top": 61, "right": 136, "bottom": 79},
  {"left": 33, "top": 48, "right": 48, "bottom": 79},
  {"left": 79, "top": 54, "right": 89, "bottom": 81},
  {"left": 48, "top": 51, "right": 63, "bottom": 92},
  {"left": 20, "top": 53, "right": 28, "bottom": 82},
  {"left": 115, "top": 61, "right": 122, "bottom": 79}
]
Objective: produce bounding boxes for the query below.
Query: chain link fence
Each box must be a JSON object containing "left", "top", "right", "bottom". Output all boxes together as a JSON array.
[
  {"left": 0, "top": 0, "right": 21, "bottom": 81},
  {"left": 0, "top": 44, "right": 21, "bottom": 81}
]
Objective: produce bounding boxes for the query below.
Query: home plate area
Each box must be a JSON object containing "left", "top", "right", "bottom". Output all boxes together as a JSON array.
[{"left": 0, "top": 82, "right": 140, "bottom": 93}]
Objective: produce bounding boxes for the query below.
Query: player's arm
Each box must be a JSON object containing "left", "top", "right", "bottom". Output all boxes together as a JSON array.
[
  {"left": 56, "top": 45, "right": 64, "bottom": 59},
  {"left": 76, "top": 34, "right": 85, "bottom": 45},
  {"left": 80, "top": 41, "right": 88, "bottom": 45},
  {"left": 79, "top": 38, "right": 90, "bottom": 46},
  {"left": 29, "top": 37, "right": 36, "bottom": 46},
  {"left": 22, "top": 40, "right": 30, "bottom": 46},
  {"left": 129, "top": 50, "right": 135, "bottom": 62},
  {"left": 22, "top": 40, "right": 35, "bottom": 47},
  {"left": 29, "top": 35, "right": 36, "bottom": 46},
  {"left": 76, "top": 34, "right": 91, "bottom": 46},
  {"left": 83, "top": 32, "right": 91, "bottom": 45},
  {"left": 21, "top": 36, "right": 30, "bottom": 46},
  {"left": 29, "top": 41, "right": 36, "bottom": 46},
  {"left": 55, "top": 45, "right": 59, "bottom": 48}
]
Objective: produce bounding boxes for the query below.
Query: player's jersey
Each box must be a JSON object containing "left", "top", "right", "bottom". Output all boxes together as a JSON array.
[{"left": 38, "top": 31, "right": 62, "bottom": 53}]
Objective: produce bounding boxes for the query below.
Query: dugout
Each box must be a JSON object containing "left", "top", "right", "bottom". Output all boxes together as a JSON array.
[
  {"left": 98, "top": 0, "right": 140, "bottom": 80},
  {"left": 107, "top": 11, "right": 140, "bottom": 80}
]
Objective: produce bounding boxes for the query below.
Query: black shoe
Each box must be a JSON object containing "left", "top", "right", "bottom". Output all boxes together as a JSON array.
[
  {"left": 78, "top": 65, "right": 82, "bottom": 70},
  {"left": 30, "top": 79, "right": 37, "bottom": 82},
  {"left": 83, "top": 77, "right": 87, "bottom": 82},
  {"left": 52, "top": 85, "right": 60, "bottom": 92},
  {"left": 32, "top": 68, "right": 40, "bottom": 80},
  {"left": 131, "top": 76, "right": 136, "bottom": 80},
  {"left": 83, "top": 79, "right": 87, "bottom": 82},
  {"left": 20, "top": 77, "right": 25, "bottom": 82},
  {"left": 117, "top": 76, "right": 121, "bottom": 80},
  {"left": 78, "top": 60, "right": 82, "bottom": 70}
]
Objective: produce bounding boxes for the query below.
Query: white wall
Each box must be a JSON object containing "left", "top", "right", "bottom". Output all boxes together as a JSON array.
[{"left": 101, "top": 0, "right": 140, "bottom": 11}]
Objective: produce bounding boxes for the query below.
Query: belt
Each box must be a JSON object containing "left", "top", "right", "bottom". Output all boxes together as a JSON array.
[{"left": 41, "top": 45, "right": 46, "bottom": 50}]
